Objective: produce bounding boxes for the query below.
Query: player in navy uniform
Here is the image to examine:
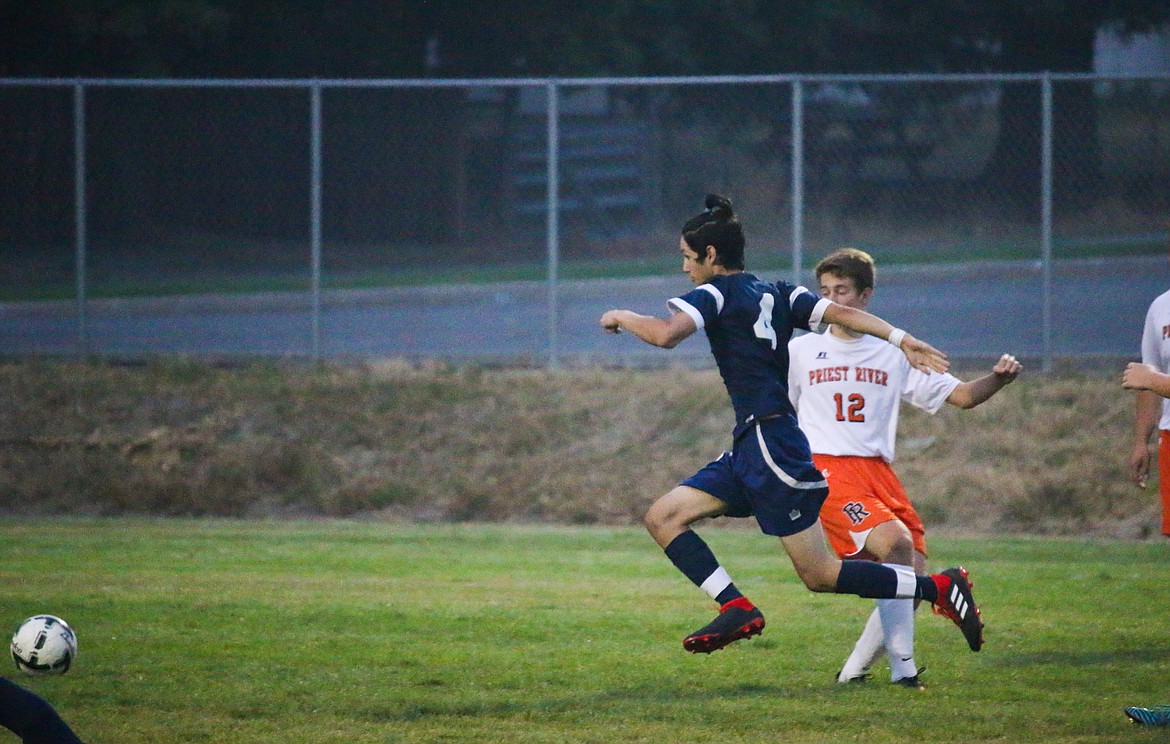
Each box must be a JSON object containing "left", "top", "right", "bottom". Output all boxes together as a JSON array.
[{"left": 600, "top": 194, "right": 983, "bottom": 654}]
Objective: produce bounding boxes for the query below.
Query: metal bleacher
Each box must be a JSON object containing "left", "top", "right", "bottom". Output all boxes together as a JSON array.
[{"left": 505, "top": 117, "right": 660, "bottom": 238}]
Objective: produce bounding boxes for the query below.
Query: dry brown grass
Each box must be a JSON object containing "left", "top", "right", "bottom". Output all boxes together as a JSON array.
[{"left": 0, "top": 358, "right": 1157, "bottom": 538}]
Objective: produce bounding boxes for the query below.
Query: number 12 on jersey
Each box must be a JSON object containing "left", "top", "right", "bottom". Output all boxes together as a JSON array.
[{"left": 834, "top": 392, "right": 866, "bottom": 422}]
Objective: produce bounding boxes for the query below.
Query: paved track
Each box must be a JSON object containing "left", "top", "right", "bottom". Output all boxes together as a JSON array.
[{"left": 2, "top": 256, "right": 1164, "bottom": 366}]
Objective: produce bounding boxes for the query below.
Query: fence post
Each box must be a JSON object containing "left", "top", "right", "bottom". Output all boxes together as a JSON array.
[
  {"left": 790, "top": 79, "right": 805, "bottom": 285},
  {"left": 545, "top": 80, "right": 561, "bottom": 370},
  {"left": 73, "top": 81, "right": 88, "bottom": 356},
  {"left": 1040, "top": 73, "right": 1053, "bottom": 373},
  {"left": 310, "top": 82, "right": 323, "bottom": 362}
]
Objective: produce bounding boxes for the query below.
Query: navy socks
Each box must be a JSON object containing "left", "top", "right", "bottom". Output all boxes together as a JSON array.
[{"left": 663, "top": 530, "right": 743, "bottom": 605}]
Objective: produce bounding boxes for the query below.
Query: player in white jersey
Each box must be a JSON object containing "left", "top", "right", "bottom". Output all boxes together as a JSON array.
[
  {"left": 1121, "top": 269, "right": 1170, "bottom": 723},
  {"left": 788, "top": 248, "right": 1021, "bottom": 688},
  {"left": 1125, "top": 280, "right": 1170, "bottom": 537},
  {"left": 1117, "top": 247, "right": 1170, "bottom": 725}
]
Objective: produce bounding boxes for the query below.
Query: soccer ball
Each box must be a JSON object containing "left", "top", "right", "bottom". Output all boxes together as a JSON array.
[{"left": 10, "top": 615, "right": 78, "bottom": 676}]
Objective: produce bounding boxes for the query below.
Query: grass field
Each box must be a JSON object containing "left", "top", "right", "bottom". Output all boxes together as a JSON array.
[{"left": 1, "top": 520, "right": 1167, "bottom": 743}]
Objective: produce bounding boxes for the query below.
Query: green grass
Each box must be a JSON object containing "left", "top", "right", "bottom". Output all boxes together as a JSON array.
[{"left": 1, "top": 520, "right": 1167, "bottom": 743}]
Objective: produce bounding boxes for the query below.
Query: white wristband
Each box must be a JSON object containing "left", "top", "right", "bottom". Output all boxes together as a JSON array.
[{"left": 887, "top": 328, "right": 907, "bottom": 349}]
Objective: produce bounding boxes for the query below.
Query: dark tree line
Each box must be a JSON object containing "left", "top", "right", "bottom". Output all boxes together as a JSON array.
[
  {"left": 1, "top": 1, "right": 1166, "bottom": 250},
  {"left": 4, "top": 1, "right": 1167, "bottom": 79}
]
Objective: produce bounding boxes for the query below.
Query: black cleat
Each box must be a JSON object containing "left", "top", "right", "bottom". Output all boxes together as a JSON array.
[
  {"left": 835, "top": 667, "right": 872, "bottom": 684},
  {"left": 683, "top": 602, "right": 764, "bottom": 654},
  {"left": 932, "top": 566, "right": 984, "bottom": 652},
  {"left": 893, "top": 666, "right": 927, "bottom": 691}
]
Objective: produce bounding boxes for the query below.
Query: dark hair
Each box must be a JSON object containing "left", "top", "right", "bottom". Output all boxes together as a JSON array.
[
  {"left": 681, "top": 194, "right": 745, "bottom": 270},
  {"left": 814, "top": 247, "right": 876, "bottom": 292}
]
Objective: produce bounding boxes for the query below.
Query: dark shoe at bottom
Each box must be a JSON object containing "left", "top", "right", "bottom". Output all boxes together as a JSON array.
[{"left": 683, "top": 604, "right": 764, "bottom": 654}]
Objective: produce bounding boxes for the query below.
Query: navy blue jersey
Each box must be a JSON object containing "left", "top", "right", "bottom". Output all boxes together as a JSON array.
[{"left": 669, "top": 273, "right": 829, "bottom": 439}]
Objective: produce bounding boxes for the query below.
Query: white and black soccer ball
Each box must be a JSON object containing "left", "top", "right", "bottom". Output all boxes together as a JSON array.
[{"left": 10, "top": 615, "right": 78, "bottom": 676}]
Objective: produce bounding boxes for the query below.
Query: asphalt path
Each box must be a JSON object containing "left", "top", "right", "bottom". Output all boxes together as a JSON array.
[{"left": 1, "top": 256, "right": 1165, "bottom": 367}]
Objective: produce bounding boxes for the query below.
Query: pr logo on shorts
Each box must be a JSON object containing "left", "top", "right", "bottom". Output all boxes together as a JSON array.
[{"left": 843, "top": 501, "right": 869, "bottom": 525}]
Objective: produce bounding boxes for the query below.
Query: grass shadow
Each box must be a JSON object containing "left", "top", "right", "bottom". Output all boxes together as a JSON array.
[{"left": 993, "top": 648, "right": 1170, "bottom": 668}]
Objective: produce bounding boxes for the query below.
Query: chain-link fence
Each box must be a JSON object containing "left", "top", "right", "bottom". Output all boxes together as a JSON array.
[{"left": 1, "top": 73, "right": 1167, "bottom": 366}]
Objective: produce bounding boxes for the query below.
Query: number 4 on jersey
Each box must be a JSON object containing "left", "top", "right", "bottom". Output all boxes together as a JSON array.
[{"left": 754, "top": 295, "right": 777, "bottom": 349}]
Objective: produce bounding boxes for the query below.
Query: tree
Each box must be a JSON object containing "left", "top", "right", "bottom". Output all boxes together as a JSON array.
[
  {"left": 4, "top": 0, "right": 1168, "bottom": 245},
  {"left": 752, "top": 2, "right": 1170, "bottom": 211},
  {"left": 977, "top": 3, "right": 1168, "bottom": 211}
]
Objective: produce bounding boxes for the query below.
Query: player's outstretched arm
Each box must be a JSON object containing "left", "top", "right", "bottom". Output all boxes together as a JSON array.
[
  {"left": 821, "top": 302, "right": 948, "bottom": 374},
  {"left": 1123, "top": 362, "right": 1170, "bottom": 398},
  {"left": 947, "top": 353, "right": 1022, "bottom": 409},
  {"left": 600, "top": 309, "right": 697, "bottom": 349}
]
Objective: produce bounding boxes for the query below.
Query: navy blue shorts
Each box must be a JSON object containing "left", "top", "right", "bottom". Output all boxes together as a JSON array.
[{"left": 681, "top": 417, "right": 829, "bottom": 537}]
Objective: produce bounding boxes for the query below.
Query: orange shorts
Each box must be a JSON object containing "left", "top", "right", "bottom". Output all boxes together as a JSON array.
[{"left": 814, "top": 453, "right": 927, "bottom": 560}]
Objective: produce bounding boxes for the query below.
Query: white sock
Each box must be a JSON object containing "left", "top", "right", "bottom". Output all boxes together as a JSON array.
[
  {"left": 878, "top": 597, "right": 918, "bottom": 681},
  {"left": 885, "top": 562, "right": 918, "bottom": 599},
  {"left": 837, "top": 604, "right": 886, "bottom": 682},
  {"left": 699, "top": 566, "right": 732, "bottom": 602}
]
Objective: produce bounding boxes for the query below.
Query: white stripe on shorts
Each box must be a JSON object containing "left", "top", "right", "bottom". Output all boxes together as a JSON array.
[{"left": 755, "top": 425, "right": 827, "bottom": 490}]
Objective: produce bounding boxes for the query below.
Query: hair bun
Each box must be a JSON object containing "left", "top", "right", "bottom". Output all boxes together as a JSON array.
[{"left": 704, "top": 193, "right": 733, "bottom": 219}]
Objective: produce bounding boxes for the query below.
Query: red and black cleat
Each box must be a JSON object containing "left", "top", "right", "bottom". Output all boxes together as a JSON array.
[
  {"left": 931, "top": 566, "right": 984, "bottom": 652},
  {"left": 682, "top": 598, "right": 765, "bottom": 654}
]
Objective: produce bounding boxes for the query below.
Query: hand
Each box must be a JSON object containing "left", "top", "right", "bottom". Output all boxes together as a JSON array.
[
  {"left": 1130, "top": 441, "right": 1151, "bottom": 489},
  {"left": 992, "top": 353, "right": 1022, "bottom": 382},
  {"left": 901, "top": 334, "right": 949, "bottom": 374},
  {"left": 1122, "top": 362, "right": 1158, "bottom": 391},
  {"left": 599, "top": 310, "right": 623, "bottom": 334}
]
